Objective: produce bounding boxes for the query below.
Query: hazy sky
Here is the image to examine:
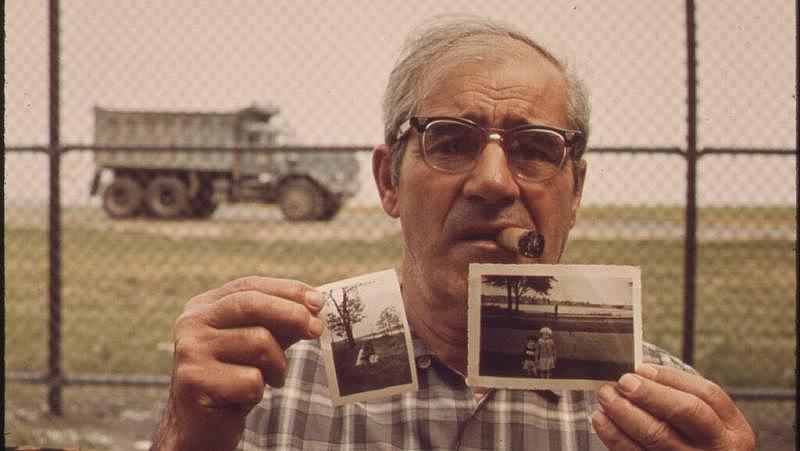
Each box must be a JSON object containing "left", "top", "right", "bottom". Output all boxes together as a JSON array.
[
  {"left": 4, "top": 1, "right": 796, "bottom": 206},
  {"left": 482, "top": 275, "right": 633, "bottom": 306}
]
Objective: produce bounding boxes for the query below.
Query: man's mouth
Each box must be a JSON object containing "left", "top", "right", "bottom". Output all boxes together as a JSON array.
[
  {"left": 460, "top": 231, "right": 500, "bottom": 242},
  {"left": 452, "top": 224, "right": 522, "bottom": 254}
]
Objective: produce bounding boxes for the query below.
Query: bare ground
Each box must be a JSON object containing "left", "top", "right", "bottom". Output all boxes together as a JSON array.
[{"left": 5, "top": 383, "right": 167, "bottom": 451}]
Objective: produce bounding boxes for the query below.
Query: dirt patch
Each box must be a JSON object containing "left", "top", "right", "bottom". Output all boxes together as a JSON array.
[{"left": 5, "top": 384, "right": 167, "bottom": 451}]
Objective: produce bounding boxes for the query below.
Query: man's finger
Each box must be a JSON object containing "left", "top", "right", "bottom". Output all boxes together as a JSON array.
[
  {"left": 175, "top": 361, "right": 267, "bottom": 410},
  {"left": 205, "top": 291, "right": 323, "bottom": 338},
  {"left": 209, "top": 276, "right": 326, "bottom": 313},
  {"left": 591, "top": 409, "right": 646, "bottom": 451},
  {"left": 615, "top": 372, "right": 726, "bottom": 445},
  {"left": 209, "top": 326, "right": 290, "bottom": 388},
  {"left": 596, "top": 384, "right": 693, "bottom": 451},
  {"left": 637, "top": 364, "right": 741, "bottom": 424}
]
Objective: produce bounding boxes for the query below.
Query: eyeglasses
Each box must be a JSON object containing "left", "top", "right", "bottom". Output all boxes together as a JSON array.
[{"left": 395, "top": 116, "right": 584, "bottom": 182}]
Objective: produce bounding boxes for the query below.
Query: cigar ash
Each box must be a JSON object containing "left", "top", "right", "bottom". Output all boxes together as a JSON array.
[{"left": 518, "top": 231, "right": 545, "bottom": 258}]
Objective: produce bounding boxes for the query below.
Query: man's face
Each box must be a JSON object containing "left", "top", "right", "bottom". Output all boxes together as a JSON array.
[{"left": 377, "top": 40, "right": 586, "bottom": 312}]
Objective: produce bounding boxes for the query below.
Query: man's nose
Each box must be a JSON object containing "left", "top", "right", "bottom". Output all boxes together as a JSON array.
[{"left": 461, "top": 140, "right": 520, "bottom": 203}]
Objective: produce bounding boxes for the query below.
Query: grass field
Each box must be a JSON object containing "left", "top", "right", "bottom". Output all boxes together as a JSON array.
[
  {"left": 4, "top": 209, "right": 794, "bottom": 386},
  {"left": 578, "top": 205, "right": 795, "bottom": 227},
  {"left": 331, "top": 333, "right": 413, "bottom": 396},
  {"left": 4, "top": 205, "right": 796, "bottom": 449}
]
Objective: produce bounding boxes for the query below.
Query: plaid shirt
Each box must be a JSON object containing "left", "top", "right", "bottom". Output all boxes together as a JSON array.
[{"left": 240, "top": 338, "right": 694, "bottom": 451}]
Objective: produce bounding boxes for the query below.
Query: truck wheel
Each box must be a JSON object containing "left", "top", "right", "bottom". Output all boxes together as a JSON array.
[
  {"left": 145, "top": 176, "right": 189, "bottom": 219},
  {"left": 278, "top": 178, "right": 325, "bottom": 221},
  {"left": 190, "top": 193, "right": 218, "bottom": 218},
  {"left": 319, "top": 197, "right": 342, "bottom": 220},
  {"left": 102, "top": 176, "right": 143, "bottom": 218}
]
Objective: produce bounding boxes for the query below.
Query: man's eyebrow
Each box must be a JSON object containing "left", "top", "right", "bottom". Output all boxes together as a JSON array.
[{"left": 501, "top": 116, "right": 536, "bottom": 129}]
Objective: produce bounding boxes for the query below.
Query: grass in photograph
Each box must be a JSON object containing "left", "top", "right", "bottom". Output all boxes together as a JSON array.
[
  {"left": 331, "top": 333, "right": 412, "bottom": 396},
  {"left": 480, "top": 350, "right": 633, "bottom": 381},
  {"left": 479, "top": 308, "right": 635, "bottom": 380}
]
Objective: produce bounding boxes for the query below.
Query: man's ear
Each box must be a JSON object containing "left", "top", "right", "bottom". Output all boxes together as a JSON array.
[
  {"left": 372, "top": 144, "right": 400, "bottom": 218},
  {"left": 569, "top": 159, "right": 587, "bottom": 229}
]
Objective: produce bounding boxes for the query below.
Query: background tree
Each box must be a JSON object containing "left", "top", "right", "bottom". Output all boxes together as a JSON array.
[
  {"left": 483, "top": 275, "right": 555, "bottom": 316},
  {"left": 325, "top": 285, "right": 365, "bottom": 348},
  {"left": 376, "top": 306, "right": 402, "bottom": 335}
]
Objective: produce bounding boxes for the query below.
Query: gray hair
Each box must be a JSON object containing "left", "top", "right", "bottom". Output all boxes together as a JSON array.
[{"left": 382, "top": 16, "right": 591, "bottom": 187}]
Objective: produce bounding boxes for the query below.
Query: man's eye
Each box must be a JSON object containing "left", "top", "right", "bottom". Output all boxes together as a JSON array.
[
  {"left": 426, "top": 125, "right": 480, "bottom": 156},
  {"left": 428, "top": 136, "right": 463, "bottom": 155},
  {"left": 511, "top": 133, "right": 562, "bottom": 163}
]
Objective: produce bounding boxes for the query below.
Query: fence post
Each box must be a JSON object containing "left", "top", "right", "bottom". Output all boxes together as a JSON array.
[
  {"left": 48, "top": 0, "right": 63, "bottom": 415},
  {"left": 682, "top": 0, "right": 698, "bottom": 367}
]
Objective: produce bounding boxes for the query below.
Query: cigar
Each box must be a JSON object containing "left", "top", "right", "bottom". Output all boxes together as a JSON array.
[{"left": 496, "top": 227, "right": 545, "bottom": 258}]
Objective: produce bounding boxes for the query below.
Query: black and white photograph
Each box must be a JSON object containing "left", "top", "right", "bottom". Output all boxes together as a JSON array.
[
  {"left": 468, "top": 264, "right": 642, "bottom": 391},
  {"left": 318, "top": 269, "right": 417, "bottom": 405}
]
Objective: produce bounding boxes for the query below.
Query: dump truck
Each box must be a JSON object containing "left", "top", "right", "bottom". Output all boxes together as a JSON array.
[{"left": 89, "top": 105, "right": 361, "bottom": 221}]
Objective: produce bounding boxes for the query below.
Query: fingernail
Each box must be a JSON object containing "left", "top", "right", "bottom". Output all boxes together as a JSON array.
[
  {"left": 618, "top": 373, "right": 642, "bottom": 394},
  {"left": 305, "top": 290, "right": 325, "bottom": 309},
  {"left": 597, "top": 384, "right": 618, "bottom": 403},
  {"left": 308, "top": 317, "right": 324, "bottom": 336},
  {"left": 637, "top": 363, "right": 658, "bottom": 379},
  {"left": 591, "top": 410, "right": 608, "bottom": 428}
]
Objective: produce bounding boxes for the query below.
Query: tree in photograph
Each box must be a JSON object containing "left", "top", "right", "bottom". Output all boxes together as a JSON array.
[
  {"left": 483, "top": 275, "right": 556, "bottom": 316},
  {"left": 325, "top": 285, "right": 365, "bottom": 349},
  {"left": 376, "top": 306, "right": 402, "bottom": 336}
]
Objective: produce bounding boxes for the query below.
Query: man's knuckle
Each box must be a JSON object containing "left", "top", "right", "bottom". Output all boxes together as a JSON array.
[
  {"left": 242, "top": 367, "right": 266, "bottom": 393},
  {"left": 701, "top": 380, "right": 729, "bottom": 405},
  {"left": 173, "top": 336, "right": 196, "bottom": 360},
  {"left": 229, "top": 276, "right": 259, "bottom": 292},
  {"left": 174, "top": 364, "right": 204, "bottom": 393},
  {"left": 253, "top": 334, "right": 278, "bottom": 368},
  {"left": 640, "top": 421, "right": 671, "bottom": 448},
  {"left": 288, "top": 281, "right": 306, "bottom": 300},
  {"left": 173, "top": 311, "right": 196, "bottom": 331},
  {"left": 287, "top": 303, "right": 310, "bottom": 326},
  {"left": 249, "top": 326, "right": 272, "bottom": 345},
  {"left": 673, "top": 394, "right": 705, "bottom": 421}
]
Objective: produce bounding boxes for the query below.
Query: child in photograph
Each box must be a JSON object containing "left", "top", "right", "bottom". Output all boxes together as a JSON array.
[
  {"left": 355, "top": 341, "right": 378, "bottom": 366},
  {"left": 537, "top": 327, "right": 556, "bottom": 378},
  {"left": 521, "top": 335, "right": 539, "bottom": 377}
]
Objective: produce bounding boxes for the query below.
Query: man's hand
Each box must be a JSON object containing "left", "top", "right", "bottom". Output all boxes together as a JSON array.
[
  {"left": 592, "top": 364, "right": 755, "bottom": 450},
  {"left": 151, "top": 276, "right": 325, "bottom": 451}
]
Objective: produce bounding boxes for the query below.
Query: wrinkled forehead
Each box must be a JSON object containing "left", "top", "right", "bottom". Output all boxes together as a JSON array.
[{"left": 415, "top": 36, "right": 569, "bottom": 126}]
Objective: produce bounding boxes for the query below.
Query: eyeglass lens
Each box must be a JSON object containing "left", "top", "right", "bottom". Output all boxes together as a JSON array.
[{"left": 423, "top": 120, "right": 565, "bottom": 179}]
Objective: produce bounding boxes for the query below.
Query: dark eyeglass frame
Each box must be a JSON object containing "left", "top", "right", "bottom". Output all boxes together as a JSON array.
[{"left": 395, "top": 116, "right": 584, "bottom": 182}]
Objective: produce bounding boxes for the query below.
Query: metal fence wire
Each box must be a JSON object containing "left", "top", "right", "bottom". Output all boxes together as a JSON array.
[{"left": 4, "top": 0, "right": 796, "bottom": 449}]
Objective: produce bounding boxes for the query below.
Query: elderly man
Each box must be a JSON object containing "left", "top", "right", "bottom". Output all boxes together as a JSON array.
[{"left": 151, "top": 18, "right": 755, "bottom": 451}]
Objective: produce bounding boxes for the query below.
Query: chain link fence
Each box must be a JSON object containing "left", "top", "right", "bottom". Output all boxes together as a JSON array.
[{"left": 5, "top": 1, "right": 795, "bottom": 449}]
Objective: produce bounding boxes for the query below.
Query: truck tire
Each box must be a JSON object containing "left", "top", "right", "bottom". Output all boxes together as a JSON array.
[
  {"left": 319, "top": 197, "right": 342, "bottom": 220},
  {"left": 102, "top": 176, "right": 143, "bottom": 218},
  {"left": 145, "top": 175, "right": 189, "bottom": 219},
  {"left": 278, "top": 178, "right": 325, "bottom": 221},
  {"left": 190, "top": 192, "right": 218, "bottom": 218}
]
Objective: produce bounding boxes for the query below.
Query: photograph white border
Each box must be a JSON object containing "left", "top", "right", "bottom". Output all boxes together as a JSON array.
[
  {"left": 467, "top": 263, "right": 643, "bottom": 391},
  {"left": 317, "top": 269, "right": 418, "bottom": 406}
]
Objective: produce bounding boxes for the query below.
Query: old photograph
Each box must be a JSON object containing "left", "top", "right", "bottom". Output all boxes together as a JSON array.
[
  {"left": 318, "top": 269, "right": 418, "bottom": 405},
  {"left": 467, "top": 264, "right": 642, "bottom": 391}
]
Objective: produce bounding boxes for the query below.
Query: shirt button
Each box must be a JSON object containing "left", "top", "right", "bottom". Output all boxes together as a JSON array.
[{"left": 416, "top": 355, "right": 432, "bottom": 370}]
